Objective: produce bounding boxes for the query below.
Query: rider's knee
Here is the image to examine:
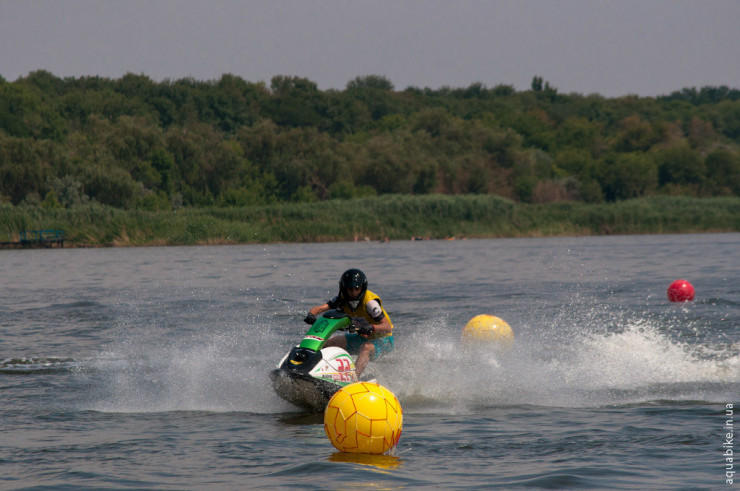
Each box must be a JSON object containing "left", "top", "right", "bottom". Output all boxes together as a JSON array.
[{"left": 325, "top": 334, "right": 346, "bottom": 348}]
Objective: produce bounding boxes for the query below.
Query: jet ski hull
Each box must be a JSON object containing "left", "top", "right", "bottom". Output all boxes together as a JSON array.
[
  {"left": 270, "top": 368, "right": 343, "bottom": 412},
  {"left": 271, "top": 311, "right": 358, "bottom": 412}
]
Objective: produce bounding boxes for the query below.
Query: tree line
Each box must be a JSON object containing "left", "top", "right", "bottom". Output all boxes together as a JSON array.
[{"left": 1, "top": 70, "right": 739, "bottom": 210}]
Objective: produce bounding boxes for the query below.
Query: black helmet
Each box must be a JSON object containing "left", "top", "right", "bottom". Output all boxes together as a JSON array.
[{"left": 339, "top": 268, "right": 368, "bottom": 304}]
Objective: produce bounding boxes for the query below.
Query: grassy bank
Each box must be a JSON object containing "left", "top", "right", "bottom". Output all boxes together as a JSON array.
[{"left": 1, "top": 195, "right": 739, "bottom": 247}]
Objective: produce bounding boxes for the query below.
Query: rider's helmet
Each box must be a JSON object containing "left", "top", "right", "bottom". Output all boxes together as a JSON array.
[{"left": 339, "top": 268, "right": 368, "bottom": 309}]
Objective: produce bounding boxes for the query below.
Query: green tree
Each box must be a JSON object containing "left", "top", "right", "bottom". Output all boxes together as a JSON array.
[
  {"left": 613, "top": 115, "right": 657, "bottom": 152},
  {"left": 47, "top": 175, "right": 88, "bottom": 207},
  {"left": 0, "top": 83, "right": 44, "bottom": 138},
  {"left": 601, "top": 152, "right": 658, "bottom": 201},
  {"left": 556, "top": 116, "right": 602, "bottom": 152},
  {"left": 705, "top": 148, "right": 740, "bottom": 195},
  {"left": 345, "top": 75, "right": 396, "bottom": 123},
  {"left": 531, "top": 76, "right": 544, "bottom": 92},
  {"left": 655, "top": 143, "right": 706, "bottom": 189},
  {"left": 713, "top": 100, "right": 740, "bottom": 139},
  {"left": 346, "top": 75, "right": 394, "bottom": 91},
  {"left": 268, "top": 76, "right": 327, "bottom": 128},
  {"left": 0, "top": 72, "right": 738, "bottom": 210},
  {"left": 81, "top": 164, "right": 139, "bottom": 208},
  {"left": 0, "top": 135, "right": 53, "bottom": 203}
]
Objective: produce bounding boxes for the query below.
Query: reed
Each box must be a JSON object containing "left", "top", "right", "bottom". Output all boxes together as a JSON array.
[{"left": 1, "top": 195, "right": 738, "bottom": 247}]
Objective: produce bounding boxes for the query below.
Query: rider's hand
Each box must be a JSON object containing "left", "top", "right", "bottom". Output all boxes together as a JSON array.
[
  {"left": 303, "top": 313, "right": 317, "bottom": 325},
  {"left": 352, "top": 318, "right": 374, "bottom": 336}
]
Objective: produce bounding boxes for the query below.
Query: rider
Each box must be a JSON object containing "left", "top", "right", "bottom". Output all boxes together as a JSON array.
[{"left": 304, "top": 268, "right": 394, "bottom": 377}]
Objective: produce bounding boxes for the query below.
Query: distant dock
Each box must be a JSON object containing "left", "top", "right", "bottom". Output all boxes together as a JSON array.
[{"left": 0, "top": 229, "right": 65, "bottom": 249}]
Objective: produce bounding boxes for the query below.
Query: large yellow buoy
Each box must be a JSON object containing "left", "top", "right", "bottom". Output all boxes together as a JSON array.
[
  {"left": 324, "top": 382, "right": 403, "bottom": 454},
  {"left": 462, "top": 314, "right": 514, "bottom": 347}
]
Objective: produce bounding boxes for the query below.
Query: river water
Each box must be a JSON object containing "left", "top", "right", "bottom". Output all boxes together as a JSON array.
[{"left": 1, "top": 234, "right": 738, "bottom": 489}]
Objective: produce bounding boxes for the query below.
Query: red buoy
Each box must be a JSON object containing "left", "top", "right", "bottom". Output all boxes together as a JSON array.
[{"left": 667, "top": 279, "right": 695, "bottom": 302}]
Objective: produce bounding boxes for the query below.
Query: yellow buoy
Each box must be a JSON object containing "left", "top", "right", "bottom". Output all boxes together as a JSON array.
[
  {"left": 324, "top": 381, "right": 403, "bottom": 454},
  {"left": 462, "top": 314, "right": 514, "bottom": 347}
]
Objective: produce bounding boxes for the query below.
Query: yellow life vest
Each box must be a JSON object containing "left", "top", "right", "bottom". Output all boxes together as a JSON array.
[{"left": 341, "top": 289, "right": 394, "bottom": 338}]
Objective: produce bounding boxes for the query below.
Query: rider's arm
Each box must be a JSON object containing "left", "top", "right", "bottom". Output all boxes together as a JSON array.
[
  {"left": 308, "top": 303, "right": 331, "bottom": 317},
  {"left": 305, "top": 296, "right": 341, "bottom": 324},
  {"left": 369, "top": 315, "right": 392, "bottom": 336},
  {"left": 365, "top": 299, "right": 392, "bottom": 336},
  {"left": 310, "top": 296, "right": 341, "bottom": 316}
]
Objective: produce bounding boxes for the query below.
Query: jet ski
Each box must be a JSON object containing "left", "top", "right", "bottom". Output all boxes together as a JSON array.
[{"left": 270, "top": 310, "right": 360, "bottom": 412}]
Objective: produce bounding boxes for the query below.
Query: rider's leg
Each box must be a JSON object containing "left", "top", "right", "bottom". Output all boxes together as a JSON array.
[
  {"left": 355, "top": 341, "right": 376, "bottom": 377},
  {"left": 324, "top": 333, "right": 348, "bottom": 349}
]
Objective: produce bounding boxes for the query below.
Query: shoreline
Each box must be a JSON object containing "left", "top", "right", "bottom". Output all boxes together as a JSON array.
[
  {"left": 2, "top": 194, "right": 739, "bottom": 249},
  {"left": 5, "top": 227, "right": 738, "bottom": 250}
]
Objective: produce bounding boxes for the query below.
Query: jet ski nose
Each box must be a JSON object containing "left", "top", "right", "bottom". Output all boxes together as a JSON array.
[
  {"left": 291, "top": 351, "right": 307, "bottom": 363},
  {"left": 282, "top": 347, "right": 322, "bottom": 373}
]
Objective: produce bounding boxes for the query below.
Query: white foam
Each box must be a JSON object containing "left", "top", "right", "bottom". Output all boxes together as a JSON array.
[
  {"left": 88, "top": 320, "right": 295, "bottom": 414},
  {"left": 382, "top": 316, "right": 739, "bottom": 410},
  {"left": 86, "top": 309, "right": 738, "bottom": 413}
]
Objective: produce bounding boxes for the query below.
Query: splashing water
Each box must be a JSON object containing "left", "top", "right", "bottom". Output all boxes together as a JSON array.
[
  {"left": 87, "top": 318, "right": 295, "bottom": 414},
  {"left": 83, "top": 302, "right": 738, "bottom": 414},
  {"left": 381, "top": 315, "right": 738, "bottom": 411}
]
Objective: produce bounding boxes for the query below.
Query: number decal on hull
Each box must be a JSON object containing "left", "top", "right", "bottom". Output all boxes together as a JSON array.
[{"left": 336, "top": 357, "right": 352, "bottom": 372}]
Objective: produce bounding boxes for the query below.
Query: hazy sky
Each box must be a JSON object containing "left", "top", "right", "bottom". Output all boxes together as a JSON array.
[{"left": 1, "top": 0, "right": 738, "bottom": 97}]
